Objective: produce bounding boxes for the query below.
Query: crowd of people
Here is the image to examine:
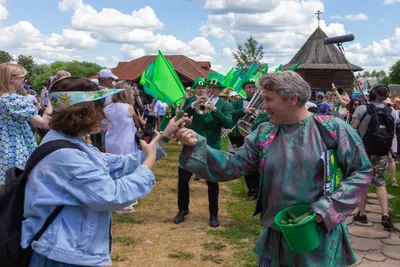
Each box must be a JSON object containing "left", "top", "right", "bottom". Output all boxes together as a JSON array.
[{"left": 0, "top": 62, "right": 398, "bottom": 267}]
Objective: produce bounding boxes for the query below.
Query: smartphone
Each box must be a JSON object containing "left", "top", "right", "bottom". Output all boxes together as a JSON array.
[{"left": 135, "top": 114, "right": 157, "bottom": 150}]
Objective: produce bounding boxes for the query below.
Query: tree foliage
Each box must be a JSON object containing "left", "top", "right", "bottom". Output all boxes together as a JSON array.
[
  {"left": 17, "top": 55, "right": 36, "bottom": 77},
  {"left": 30, "top": 60, "right": 104, "bottom": 92},
  {"left": 232, "top": 36, "right": 264, "bottom": 72},
  {"left": 0, "top": 50, "right": 14, "bottom": 63},
  {"left": 388, "top": 59, "right": 400, "bottom": 84}
]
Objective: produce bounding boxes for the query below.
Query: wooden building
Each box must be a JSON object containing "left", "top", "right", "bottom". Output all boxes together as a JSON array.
[{"left": 282, "top": 27, "right": 363, "bottom": 94}]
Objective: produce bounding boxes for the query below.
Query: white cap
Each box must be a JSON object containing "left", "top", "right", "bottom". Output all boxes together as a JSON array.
[
  {"left": 98, "top": 69, "right": 118, "bottom": 79},
  {"left": 229, "top": 91, "right": 238, "bottom": 97}
]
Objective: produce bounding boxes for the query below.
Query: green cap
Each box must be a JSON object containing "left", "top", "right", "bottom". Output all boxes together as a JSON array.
[
  {"left": 242, "top": 75, "right": 257, "bottom": 88},
  {"left": 192, "top": 77, "right": 206, "bottom": 89},
  {"left": 206, "top": 72, "right": 226, "bottom": 89}
]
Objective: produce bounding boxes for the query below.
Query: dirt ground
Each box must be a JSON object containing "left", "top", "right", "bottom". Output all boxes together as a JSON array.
[{"left": 110, "top": 146, "right": 246, "bottom": 267}]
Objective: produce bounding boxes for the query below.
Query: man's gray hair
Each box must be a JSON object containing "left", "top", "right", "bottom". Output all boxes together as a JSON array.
[
  {"left": 55, "top": 70, "right": 71, "bottom": 80},
  {"left": 257, "top": 71, "right": 311, "bottom": 106}
]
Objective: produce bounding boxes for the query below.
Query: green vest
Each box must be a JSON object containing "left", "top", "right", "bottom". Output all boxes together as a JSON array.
[{"left": 183, "top": 97, "right": 233, "bottom": 149}]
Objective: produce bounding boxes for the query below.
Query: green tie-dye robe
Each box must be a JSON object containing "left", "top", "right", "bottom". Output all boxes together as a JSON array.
[{"left": 179, "top": 115, "right": 372, "bottom": 267}]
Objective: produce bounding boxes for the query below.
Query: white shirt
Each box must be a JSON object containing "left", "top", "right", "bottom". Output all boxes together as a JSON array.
[
  {"left": 26, "top": 94, "right": 38, "bottom": 105},
  {"left": 154, "top": 100, "right": 167, "bottom": 116}
]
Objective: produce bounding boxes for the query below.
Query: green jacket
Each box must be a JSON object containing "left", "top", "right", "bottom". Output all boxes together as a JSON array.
[
  {"left": 230, "top": 99, "right": 246, "bottom": 136},
  {"left": 183, "top": 97, "right": 233, "bottom": 149},
  {"left": 251, "top": 112, "right": 270, "bottom": 131}
]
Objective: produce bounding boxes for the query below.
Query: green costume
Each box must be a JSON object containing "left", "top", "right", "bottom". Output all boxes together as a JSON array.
[{"left": 159, "top": 105, "right": 176, "bottom": 131}]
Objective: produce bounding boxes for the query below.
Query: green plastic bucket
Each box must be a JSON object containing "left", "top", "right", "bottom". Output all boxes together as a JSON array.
[{"left": 274, "top": 205, "right": 320, "bottom": 253}]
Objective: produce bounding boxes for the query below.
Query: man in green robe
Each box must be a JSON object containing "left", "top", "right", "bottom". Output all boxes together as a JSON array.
[
  {"left": 174, "top": 74, "right": 233, "bottom": 227},
  {"left": 175, "top": 71, "right": 372, "bottom": 266}
]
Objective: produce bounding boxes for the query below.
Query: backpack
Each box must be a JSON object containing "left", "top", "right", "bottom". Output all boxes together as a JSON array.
[
  {"left": 360, "top": 104, "right": 394, "bottom": 156},
  {"left": 0, "top": 140, "right": 78, "bottom": 267}
]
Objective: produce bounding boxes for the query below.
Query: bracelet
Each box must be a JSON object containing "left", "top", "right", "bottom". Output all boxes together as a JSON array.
[{"left": 160, "top": 135, "right": 171, "bottom": 143}]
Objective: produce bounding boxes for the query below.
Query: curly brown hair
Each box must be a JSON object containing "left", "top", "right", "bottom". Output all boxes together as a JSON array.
[{"left": 49, "top": 77, "right": 106, "bottom": 137}]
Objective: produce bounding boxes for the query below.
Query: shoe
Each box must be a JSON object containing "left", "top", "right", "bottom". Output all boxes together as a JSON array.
[
  {"left": 209, "top": 215, "right": 220, "bottom": 228},
  {"left": 381, "top": 215, "right": 394, "bottom": 229},
  {"left": 173, "top": 210, "right": 189, "bottom": 224},
  {"left": 246, "top": 194, "right": 258, "bottom": 201},
  {"left": 353, "top": 211, "right": 368, "bottom": 224},
  {"left": 116, "top": 206, "right": 135, "bottom": 215},
  {"left": 132, "top": 200, "right": 139, "bottom": 206},
  {"left": 392, "top": 183, "right": 399, "bottom": 188},
  {"left": 194, "top": 175, "right": 201, "bottom": 181}
]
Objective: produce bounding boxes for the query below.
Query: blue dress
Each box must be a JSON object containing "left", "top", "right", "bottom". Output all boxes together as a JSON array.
[{"left": 0, "top": 93, "right": 37, "bottom": 184}]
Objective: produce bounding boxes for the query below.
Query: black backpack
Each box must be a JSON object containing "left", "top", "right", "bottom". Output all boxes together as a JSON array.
[
  {"left": 0, "top": 140, "right": 78, "bottom": 267},
  {"left": 361, "top": 104, "right": 394, "bottom": 156}
]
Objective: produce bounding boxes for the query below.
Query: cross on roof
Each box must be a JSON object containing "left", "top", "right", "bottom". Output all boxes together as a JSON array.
[{"left": 315, "top": 10, "right": 323, "bottom": 27}]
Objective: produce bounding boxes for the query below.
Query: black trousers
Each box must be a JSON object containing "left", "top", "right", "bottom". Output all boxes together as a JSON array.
[
  {"left": 178, "top": 167, "right": 219, "bottom": 215},
  {"left": 229, "top": 136, "right": 260, "bottom": 197}
]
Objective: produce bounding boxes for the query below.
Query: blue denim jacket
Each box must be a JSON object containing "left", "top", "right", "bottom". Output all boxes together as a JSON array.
[{"left": 21, "top": 130, "right": 165, "bottom": 266}]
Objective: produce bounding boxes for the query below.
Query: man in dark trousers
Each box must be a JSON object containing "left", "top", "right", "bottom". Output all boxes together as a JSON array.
[
  {"left": 174, "top": 73, "right": 233, "bottom": 227},
  {"left": 230, "top": 76, "right": 260, "bottom": 201}
]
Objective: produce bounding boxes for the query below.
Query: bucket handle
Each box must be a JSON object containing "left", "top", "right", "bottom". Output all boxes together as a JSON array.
[{"left": 293, "top": 218, "right": 317, "bottom": 228}]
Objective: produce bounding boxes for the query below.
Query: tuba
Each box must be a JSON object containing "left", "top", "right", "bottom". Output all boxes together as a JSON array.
[{"left": 236, "top": 90, "right": 265, "bottom": 136}]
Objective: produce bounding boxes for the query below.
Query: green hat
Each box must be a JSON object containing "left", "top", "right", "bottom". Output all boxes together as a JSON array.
[
  {"left": 192, "top": 77, "right": 206, "bottom": 89},
  {"left": 206, "top": 72, "right": 226, "bottom": 89},
  {"left": 242, "top": 75, "right": 257, "bottom": 88}
]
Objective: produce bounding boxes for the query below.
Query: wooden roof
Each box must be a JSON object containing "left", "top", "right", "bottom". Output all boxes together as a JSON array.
[
  {"left": 282, "top": 27, "right": 363, "bottom": 71},
  {"left": 101, "top": 55, "right": 213, "bottom": 82}
]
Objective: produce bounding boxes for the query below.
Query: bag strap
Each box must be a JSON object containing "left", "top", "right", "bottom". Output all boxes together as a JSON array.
[
  {"left": 314, "top": 116, "right": 338, "bottom": 150},
  {"left": 25, "top": 140, "right": 79, "bottom": 244}
]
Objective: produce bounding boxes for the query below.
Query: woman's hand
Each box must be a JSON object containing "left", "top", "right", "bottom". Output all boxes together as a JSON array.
[
  {"left": 141, "top": 132, "right": 161, "bottom": 169},
  {"left": 162, "top": 114, "right": 191, "bottom": 138},
  {"left": 176, "top": 128, "right": 198, "bottom": 147}
]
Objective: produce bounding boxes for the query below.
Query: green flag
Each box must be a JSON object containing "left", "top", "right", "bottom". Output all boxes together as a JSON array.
[
  {"left": 223, "top": 68, "right": 235, "bottom": 87},
  {"left": 140, "top": 62, "right": 161, "bottom": 99},
  {"left": 234, "top": 63, "right": 257, "bottom": 92},
  {"left": 255, "top": 64, "right": 269, "bottom": 79},
  {"left": 289, "top": 62, "right": 301, "bottom": 71},
  {"left": 275, "top": 64, "right": 283, "bottom": 73},
  {"left": 153, "top": 51, "right": 186, "bottom": 104}
]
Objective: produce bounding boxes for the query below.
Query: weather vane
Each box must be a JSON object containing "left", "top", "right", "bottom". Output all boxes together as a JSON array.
[{"left": 315, "top": 10, "right": 323, "bottom": 27}]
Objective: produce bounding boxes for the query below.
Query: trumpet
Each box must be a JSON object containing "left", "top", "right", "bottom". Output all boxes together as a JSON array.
[{"left": 195, "top": 94, "right": 213, "bottom": 115}]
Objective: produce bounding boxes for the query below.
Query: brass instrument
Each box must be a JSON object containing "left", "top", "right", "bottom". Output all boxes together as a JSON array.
[
  {"left": 236, "top": 90, "right": 265, "bottom": 136},
  {"left": 195, "top": 94, "right": 213, "bottom": 115}
]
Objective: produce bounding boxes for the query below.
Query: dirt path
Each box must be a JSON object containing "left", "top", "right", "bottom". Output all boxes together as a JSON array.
[{"left": 110, "top": 144, "right": 244, "bottom": 267}]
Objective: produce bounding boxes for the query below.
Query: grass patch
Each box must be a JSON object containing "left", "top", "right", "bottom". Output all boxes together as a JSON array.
[
  {"left": 168, "top": 251, "right": 193, "bottom": 260},
  {"left": 233, "top": 250, "right": 258, "bottom": 267},
  {"left": 367, "top": 165, "right": 400, "bottom": 223},
  {"left": 202, "top": 242, "right": 226, "bottom": 251},
  {"left": 113, "top": 215, "right": 144, "bottom": 224},
  {"left": 201, "top": 254, "right": 224, "bottom": 264},
  {"left": 111, "top": 255, "right": 126, "bottom": 262},
  {"left": 113, "top": 236, "right": 136, "bottom": 246}
]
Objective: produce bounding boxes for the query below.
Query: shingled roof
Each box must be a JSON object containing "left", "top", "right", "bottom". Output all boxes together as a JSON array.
[
  {"left": 282, "top": 27, "right": 363, "bottom": 71},
  {"left": 102, "top": 55, "right": 213, "bottom": 82}
]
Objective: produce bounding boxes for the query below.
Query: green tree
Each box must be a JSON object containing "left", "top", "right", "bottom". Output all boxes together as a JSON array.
[
  {"left": 0, "top": 50, "right": 13, "bottom": 63},
  {"left": 388, "top": 59, "right": 400, "bottom": 84},
  {"left": 364, "top": 71, "right": 371, "bottom": 77},
  {"left": 371, "top": 70, "right": 377, "bottom": 77},
  {"left": 232, "top": 36, "right": 264, "bottom": 72},
  {"left": 377, "top": 70, "right": 387, "bottom": 79},
  {"left": 30, "top": 60, "right": 104, "bottom": 92},
  {"left": 17, "top": 55, "right": 36, "bottom": 75}
]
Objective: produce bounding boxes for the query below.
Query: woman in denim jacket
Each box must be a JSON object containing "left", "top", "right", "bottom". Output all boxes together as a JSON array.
[{"left": 21, "top": 77, "right": 186, "bottom": 267}]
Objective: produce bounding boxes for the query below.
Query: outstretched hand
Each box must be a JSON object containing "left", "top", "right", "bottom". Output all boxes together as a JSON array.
[
  {"left": 176, "top": 128, "right": 198, "bottom": 147},
  {"left": 162, "top": 113, "right": 191, "bottom": 138}
]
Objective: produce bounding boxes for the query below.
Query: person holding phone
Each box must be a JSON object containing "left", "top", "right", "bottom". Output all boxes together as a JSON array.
[{"left": 22, "top": 77, "right": 188, "bottom": 267}]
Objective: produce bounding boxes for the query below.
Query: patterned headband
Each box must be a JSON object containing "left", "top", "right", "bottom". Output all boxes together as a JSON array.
[{"left": 49, "top": 88, "right": 123, "bottom": 112}]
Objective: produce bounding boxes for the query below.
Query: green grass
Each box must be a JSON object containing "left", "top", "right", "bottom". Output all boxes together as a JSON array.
[
  {"left": 111, "top": 255, "right": 126, "bottom": 262},
  {"left": 202, "top": 242, "right": 226, "bottom": 251},
  {"left": 112, "top": 215, "right": 144, "bottom": 224},
  {"left": 200, "top": 254, "right": 224, "bottom": 264},
  {"left": 367, "top": 164, "right": 400, "bottom": 223},
  {"left": 168, "top": 251, "right": 193, "bottom": 260},
  {"left": 113, "top": 236, "right": 136, "bottom": 246}
]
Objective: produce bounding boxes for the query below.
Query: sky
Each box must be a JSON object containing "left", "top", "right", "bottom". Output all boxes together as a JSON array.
[{"left": 1, "top": 0, "right": 400, "bottom": 75}]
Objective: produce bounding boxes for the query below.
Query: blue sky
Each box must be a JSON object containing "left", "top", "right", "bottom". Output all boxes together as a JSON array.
[{"left": 1, "top": 0, "right": 399, "bottom": 73}]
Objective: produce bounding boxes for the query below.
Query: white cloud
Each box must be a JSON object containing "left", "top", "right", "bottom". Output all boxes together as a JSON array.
[
  {"left": 58, "top": 0, "right": 163, "bottom": 44},
  {"left": 344, "top": 13, "right": 368, "bottom": 21},
  {"left": 111, "top": 56, "right": 120, "bottom": 62},
  {"left": 120, "top": 44, "right": 146, "bottom": 60},
  {"left": 204, "top": 0, "right": 280, "bottom": 14},
  {"left": 222, "top": 47, "right": 232, "bottom": 57},
  {"left": 330, "top": 15, "right": 342, "bottom": 20},
  {"left": 383, "top": 0, "right": 400, "bottom": 4},
  {"left": 95, "top": 56, "right": 106, "bottom": 62},
  {"left": 0, "top": 0, "right": 8, "bottom": 20}
]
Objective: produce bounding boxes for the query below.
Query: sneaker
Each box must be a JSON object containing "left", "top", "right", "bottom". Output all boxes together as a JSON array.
[
  {"left": 353, "top": 211, "right": 368, "bottom": 224},
  {"left": 194, "top": 175, "right": 201, "bottom": 181},
  {"left": 116, "top": 205, "right": 135, "bottom": 215},
  {"left": 381, "top": 215, "right": 394, "bottom": 229},
  {"left": 392, "top": 183, "right": 399, "bottom": 188}
]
